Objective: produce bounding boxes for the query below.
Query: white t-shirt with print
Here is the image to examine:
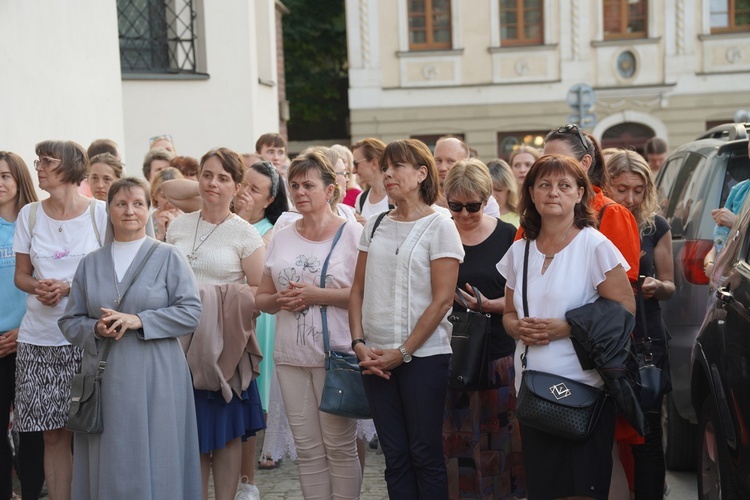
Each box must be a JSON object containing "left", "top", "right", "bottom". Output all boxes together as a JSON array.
[
  {"left": 264, "top": 221, "right": 362, "bottom": 367},
  {"left": 496, "top": 227, "right": 628, "bottom": 389},
  {"left": 13, "top": 201, "right": 107, "bottom": 346},
  {"left": 358, "top": 212, "right": 464, "bottom": 357}
]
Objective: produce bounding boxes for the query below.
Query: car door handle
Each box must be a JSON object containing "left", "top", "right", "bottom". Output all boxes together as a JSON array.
[{"left": 716, "top": 286, "right": 734, "bottom": 305}]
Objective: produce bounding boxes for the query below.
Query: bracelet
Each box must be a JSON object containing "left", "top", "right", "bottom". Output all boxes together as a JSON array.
[{"left": 351, "top": 338, "right": 366, "bottom": 350}]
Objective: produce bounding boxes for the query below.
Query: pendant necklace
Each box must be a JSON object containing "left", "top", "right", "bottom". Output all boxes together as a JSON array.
[
  {"left": 111, "top": 245, "right": 123, "bottom": 305},
  {"left": 298, "top": 213, "right": 333, "bottom": 241},
  {"left": 394, "top": 205, "right": 425, "bottom": 255},
  {"left": 187, "top": 212, "right": 232, "bottom": 264},
  {"left": 541, "top": 223, "right": 575, "bottom": 274}
]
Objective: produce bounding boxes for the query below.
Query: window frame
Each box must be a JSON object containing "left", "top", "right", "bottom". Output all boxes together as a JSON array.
[
  {"left": 602, "top": 0, "right": 648, "bottom": 40},
  {"left": 408, "top": 0, "right": 453, "bottom": 51},
  {"left": 499, "top": 0, "right": 545, "bottom": 47},
  {"left": 710, "top": 0, "right": 750, "bottom": 33}
]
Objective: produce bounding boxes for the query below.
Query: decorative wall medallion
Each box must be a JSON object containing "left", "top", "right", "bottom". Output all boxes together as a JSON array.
[
  {"left": 726, "top": 47, "right": 742, "bottom": 64},
  {"left": 616, "top": 50, "right": 637, "bottom": 79},
  {"left": 422, "top": 64, "right": 437, "bottom": 80},
  {"left": 515, "top": 58, "right": 530, "bottom": 76}
]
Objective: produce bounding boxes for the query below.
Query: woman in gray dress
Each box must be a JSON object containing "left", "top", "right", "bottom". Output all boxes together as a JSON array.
[{"left": 59, "top": 177, "right": 203, "bottom": 499}]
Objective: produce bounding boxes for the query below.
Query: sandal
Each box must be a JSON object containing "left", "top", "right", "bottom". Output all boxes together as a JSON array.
[{"left": 258, "top": 456, "right": 281, "bottom": 469}]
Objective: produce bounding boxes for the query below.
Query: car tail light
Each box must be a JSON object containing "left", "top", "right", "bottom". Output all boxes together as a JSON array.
[{"left": 682, "top": 239, "right": 713, "bottom": 285}]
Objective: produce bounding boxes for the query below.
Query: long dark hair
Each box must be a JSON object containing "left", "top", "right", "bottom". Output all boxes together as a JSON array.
[{"left": 250, "top": 161, "right": 288, "bottom": 224}]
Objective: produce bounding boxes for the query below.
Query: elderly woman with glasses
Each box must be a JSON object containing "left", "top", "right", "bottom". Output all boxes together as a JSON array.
[
  {"left": 441, "top": 159, "right": 523, "bottom": 498},
  {"left": 14, "top": 140, "right": 108, "bottom": 500}
]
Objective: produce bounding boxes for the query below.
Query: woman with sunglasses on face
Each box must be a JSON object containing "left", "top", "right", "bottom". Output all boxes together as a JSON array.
[
  {"left": 441, "top": 159, "right": 523, "bottom": 499},
  {"left": 14, "top": 141, "right": 108, "bottom": 500},
  {"left": 607, "top": 151, "right": 674, "bottom": 500},
  {"left": 167, "top": 148, "right": 267, "bottom": 500},
  {"left": 0, "top": 152, "right": 44, "bottom": 500},
  {"left": 350, "top": 139, "right": 464, "bottom": 500}
]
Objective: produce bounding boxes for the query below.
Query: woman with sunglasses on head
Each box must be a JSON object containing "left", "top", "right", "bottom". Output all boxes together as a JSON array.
[
  {"left": 0, "top": 152, "right": 44, "bottom": 500},
  {"left": 167, "top": 148, "right": 267, "bottom": 500},
  {"left": 14, "top": 141, "right": 108, "bottom": 500},
  {"left": 441, "top": 159, "right": 523, "bottom": 499},
  {"left": 606, "top": 150, "right": 674, "bottom": 500},
  {"left": 350, "top": 139, "right": 464, "bottom": 499},
  {"left": 542, "top": 125, "right": 640, "bottom": 283}
]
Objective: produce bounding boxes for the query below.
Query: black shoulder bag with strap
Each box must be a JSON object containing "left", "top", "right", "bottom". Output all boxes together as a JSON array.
[
  {"left": 318, "top": 224, "right": 372, "bottom": 419},
  {"left": 514, "top": 239, "right": 607, "bottom": 441},
  {"left": 66, "top": 240, "right": 159, "bottom": 434},
  {"left": 448, "top": 286, "right": 492, "bottom": 391}
]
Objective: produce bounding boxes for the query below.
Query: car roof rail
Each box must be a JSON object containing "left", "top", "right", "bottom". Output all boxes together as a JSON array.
[{"left": 696, "top": 122, "right": 750, "bottom": 141}]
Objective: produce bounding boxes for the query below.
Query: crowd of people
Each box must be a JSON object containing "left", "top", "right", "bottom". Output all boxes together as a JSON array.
[{"left": 0, "top": 127, "right": 681, "bottom": 500}]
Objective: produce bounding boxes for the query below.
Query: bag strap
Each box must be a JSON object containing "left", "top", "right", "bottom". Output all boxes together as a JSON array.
[
  {"left": 454, "top": 285, "right": 483, "bottom": 313},
  {"left": 370, "top": 211, "right": 389, "bottom": 239},
  {"left": 89, "top": 198, "right": 102, "bottom": 248},
  {"left": 96, "top": 240, "right": 160, "bottom": 375},
  {"left": 635, "top": 279, "right": 654, "bottom": 363},
  {"left": 28, "top": 200, "right": 101, "bottom": 247},
  {"left": 358, "top": 188, "right": 370, "bottom": 213},
  {"left": 319, "top": 223, "right": 347, "bottom": 365},
  {"left": 521, "top": 238, "right": 530, "bottom": 369}
]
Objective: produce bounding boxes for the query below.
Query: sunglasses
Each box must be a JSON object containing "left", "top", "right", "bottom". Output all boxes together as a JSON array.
[
  {"left": 447, "top": 200, "right": 482, "bottom": 213},
  {"left": 556, "top": 124, "right": 588, "bottom": 150}
]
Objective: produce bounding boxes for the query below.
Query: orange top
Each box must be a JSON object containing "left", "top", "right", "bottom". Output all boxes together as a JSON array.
[{"left": 513, "top": 186, "right": 640, "bottom": 282}]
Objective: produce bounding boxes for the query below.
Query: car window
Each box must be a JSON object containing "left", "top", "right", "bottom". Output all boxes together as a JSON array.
[
  {"left": 656, "top": 155, "right": 685, "bottom": 218},
  {"left": 720, "top": 153, "right": 750, "bottom": 209},
  {"left": 665, "top": 153, "right": 707, "bottom": 239}
]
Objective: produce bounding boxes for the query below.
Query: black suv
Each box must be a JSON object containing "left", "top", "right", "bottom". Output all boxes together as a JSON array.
[
  {"left": 691, "top": 190, "right": 750, "bottom": 498},
  {"left": 654, "top": 123, "right": 750, "bottom": 470}
]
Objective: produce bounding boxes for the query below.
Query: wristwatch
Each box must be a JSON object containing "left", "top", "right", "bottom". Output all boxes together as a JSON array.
[
  {"left": 351, "top": 338, "right": 366, "bottom": 350},
  {"left": 398, "top": 345, "right": 412, "bottom": 363}
]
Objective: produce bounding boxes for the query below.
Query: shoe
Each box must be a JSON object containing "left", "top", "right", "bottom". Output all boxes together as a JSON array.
[
  {"left": 368, "top": 435, "right": 379, "bottom": 450},
  {"left": 235, "top": 475, "right": 260, "bottom": 500},
  {"left": 258, "top": 456, "right": 281, "bottom": 470}
]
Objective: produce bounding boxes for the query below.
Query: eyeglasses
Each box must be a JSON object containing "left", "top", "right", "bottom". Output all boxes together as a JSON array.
[
  {"left": 352, "top": 159, "right": 366, "bottom": 168},
  {"left": 149, "top": 134, "right": 174, "bottom": 147},
  {"left": 335, "top": 171, "right": 350, "bottom": 178},
  {"left": 447, "top": 200, "right": 483, "bottom": 213},
  {"left": 556, "top": 124, "right": 588, "bottom": 150},
  {"left": 33, "top": 157, "right": 62, "bottom": 169}
]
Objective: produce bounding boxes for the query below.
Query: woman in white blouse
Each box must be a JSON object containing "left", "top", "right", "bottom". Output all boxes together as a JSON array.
[{"left": 349, "top": 139, "right": 464, "bottom": 500}]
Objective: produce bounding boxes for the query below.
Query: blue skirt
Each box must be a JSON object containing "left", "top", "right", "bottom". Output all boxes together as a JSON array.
[{"left": 194, "top": 380, "right": 266, "bottom": 453}]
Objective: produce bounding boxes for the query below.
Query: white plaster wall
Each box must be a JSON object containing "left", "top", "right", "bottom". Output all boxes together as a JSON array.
[
  {"left": 0, "top": 1, "right": 125, "bottom": 171},
  {"left": 122, "top": 0, "right": 280, "bottom": 173}
]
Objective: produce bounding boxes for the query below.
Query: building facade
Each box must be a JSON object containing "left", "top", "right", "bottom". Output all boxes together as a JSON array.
[
  {"left": 1, "top": 0, "right": 286, "bottom": 175},
  {"left": 346, "top": 0, "right": 750, "bottom": 158}
]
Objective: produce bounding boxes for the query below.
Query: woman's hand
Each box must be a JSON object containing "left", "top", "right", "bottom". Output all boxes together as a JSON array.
[
  {"left": 97, "top": 308, "right": 143, "bottom": 340},
  {"left": 277, "top": 282, "right": 320, "bottom": 312},
  {"left": 640, "top": 277, "right": 662, "bottom": 300},
  {"left": 516, "top": 317, "right": 571, "bottom": 346},
  {"left": 35, "top": 279, "right": 70, "bottom": 307},
  {"left": 0, "top": 329, "right": 19, "bottom": 358},
  {"left": 712, "top": 207, "right": 737, "bottom": 228},
  {"left": 455, "top": 283, "right": 504, "bottom": 313},
  {"left": 358, "top": 347, "right": 402, "bottom": 379},
  {"left": 155, "top": 209, "right": 180, "bottom": 241}
]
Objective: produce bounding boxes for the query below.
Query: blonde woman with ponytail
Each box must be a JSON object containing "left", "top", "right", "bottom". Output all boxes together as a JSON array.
[{"left": 256, "top": 149, "right": 363, "bottom": 499}]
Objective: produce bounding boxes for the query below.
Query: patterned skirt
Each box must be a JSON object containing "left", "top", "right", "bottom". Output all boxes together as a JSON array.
[
  {"left": 15, "top": 342, "right": 83, "bottom": 432},
  {"left": 443, "top": 354, "right": 526, "bottom": 500}
]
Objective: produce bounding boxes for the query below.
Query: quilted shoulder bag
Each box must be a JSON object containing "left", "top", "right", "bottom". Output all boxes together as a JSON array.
[
  {"left": 635, "top": 279, "right": 665, "bottom": 411},
  {"left": 448, "top": 286, "right": 491, "bottom": 391},
  {"left": 67, "top": 241, "right": 159, "bottom": 434},
  {"left": 514, "top": 239, "right": 607, "bottom": 441},
  {"left": 318, "top": 223, "right": 372, "bottom": 419}
]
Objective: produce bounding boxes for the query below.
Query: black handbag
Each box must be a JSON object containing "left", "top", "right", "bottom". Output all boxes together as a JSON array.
[
  {"left": 448, "top": 286, "right": 491, "bottom": 391},
  {"left": 318, "top": 224, "right": 372, "bottom": 419},
  {"left": 66, "top": 241, "right": 159, "bottom": 434},
  {"left": 635, "top": 279, "right": 665, "bottom": 411},
  {"left": 514, "top": 239, "right": 606, "bottom": 441}
]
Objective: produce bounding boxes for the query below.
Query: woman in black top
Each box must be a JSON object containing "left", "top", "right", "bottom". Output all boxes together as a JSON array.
[
  {"left": 441, "top": 159, "right": 522, "bottom": 499},
  {"left": 607, "top": 150, "right": 675, "bottom": 499}
]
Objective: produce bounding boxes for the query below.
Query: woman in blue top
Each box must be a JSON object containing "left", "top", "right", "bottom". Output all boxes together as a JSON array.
[{"left": 0, "top": 151, "right": 43, "bottom": 500}]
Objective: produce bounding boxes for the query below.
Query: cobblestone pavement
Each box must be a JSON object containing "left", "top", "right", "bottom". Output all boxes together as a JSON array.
[{"left": 209, "top": 440, "right": 388, "bottom": 499}]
